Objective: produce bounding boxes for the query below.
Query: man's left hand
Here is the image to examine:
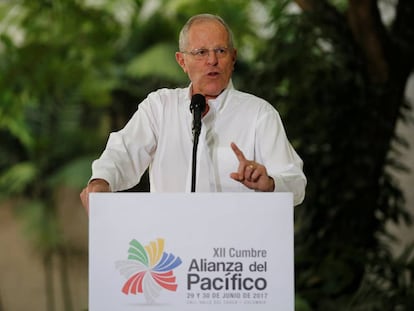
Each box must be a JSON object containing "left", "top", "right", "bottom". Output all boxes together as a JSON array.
[{"left": 229, "top": 142, "right": 275, "bottom": 192}]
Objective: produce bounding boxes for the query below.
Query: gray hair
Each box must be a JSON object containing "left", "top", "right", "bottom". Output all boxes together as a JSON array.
[{"left": 178, "top": 14, "right": 235, "bottom": 51}]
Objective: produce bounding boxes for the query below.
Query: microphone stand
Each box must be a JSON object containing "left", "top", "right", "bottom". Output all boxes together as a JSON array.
[
  {"left": 191, "top": 128, "right": 201, "bottom": 192},
  {"left": 190, "top": 94, "right": 206, "bottom": 192}
]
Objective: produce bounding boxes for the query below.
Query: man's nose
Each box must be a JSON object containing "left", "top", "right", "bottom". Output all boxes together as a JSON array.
[{"left": 207, "top": 50, "right": 219, "bottom": 65}]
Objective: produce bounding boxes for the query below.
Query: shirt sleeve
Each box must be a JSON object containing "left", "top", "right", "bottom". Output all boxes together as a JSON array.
[
  {"left": 255, "top": 105, "right": 307, "bottom": 206},
  {"left": 90, "top": 97, "right": 158, "bottom": 192}
]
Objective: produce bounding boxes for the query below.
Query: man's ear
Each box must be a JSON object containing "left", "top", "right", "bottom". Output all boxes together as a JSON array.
[
  {"left": 175, "top": 52, "right": 187, "bottom": 73},
  {"left": 232, "top": 48, "right": 238, "bottom": 65}
]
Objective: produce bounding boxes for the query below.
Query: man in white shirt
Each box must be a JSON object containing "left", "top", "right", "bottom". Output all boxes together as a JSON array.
[{"left": 80, "top": 14, "right": 306, "bottom": 211}]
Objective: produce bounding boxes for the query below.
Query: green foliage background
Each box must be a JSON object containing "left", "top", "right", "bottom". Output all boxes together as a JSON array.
[{"left": 0, "top": 0, "right": 413, "bottom": 310}]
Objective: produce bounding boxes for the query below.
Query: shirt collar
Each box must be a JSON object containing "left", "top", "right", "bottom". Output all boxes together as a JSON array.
[
  {"left": 207, "top": 80, "right": 233, "bottom": 112},
  {"left": 186, "top": 80, "right": 234, "bottom": 112}
]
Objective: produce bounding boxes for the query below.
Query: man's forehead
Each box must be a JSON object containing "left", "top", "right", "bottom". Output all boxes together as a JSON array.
[{"left": 187, "top": 20, "right": 228, "bottom": 42}]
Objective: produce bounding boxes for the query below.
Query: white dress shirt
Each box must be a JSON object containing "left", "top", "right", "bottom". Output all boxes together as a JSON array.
[{"left": 91, "top": 81, "right": 306, "bottom": 205}]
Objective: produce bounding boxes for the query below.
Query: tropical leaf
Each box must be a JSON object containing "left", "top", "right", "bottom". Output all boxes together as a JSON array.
[
  {"left": 125, "top": 43, "right": 187, "bottom": 82},
  {"left": 0, "top": 162, "right": 38, "bottom": 197},
  {"left": 47, "top": 156, "right": 97, "bottom": 189}
]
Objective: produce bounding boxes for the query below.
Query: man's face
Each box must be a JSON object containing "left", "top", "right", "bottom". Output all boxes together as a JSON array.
[{"left": 176, "top": 19, "right": 237, "bottom": 100}]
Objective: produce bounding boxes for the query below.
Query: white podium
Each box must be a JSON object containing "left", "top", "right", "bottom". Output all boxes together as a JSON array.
[{"left": 89, "top": 192, "right": 294, "bottom": 311}]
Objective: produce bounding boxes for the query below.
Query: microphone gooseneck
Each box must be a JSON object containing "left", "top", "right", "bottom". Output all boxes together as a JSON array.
[{"left": 190, "top": 94, "right": 206, "bottom": 192}]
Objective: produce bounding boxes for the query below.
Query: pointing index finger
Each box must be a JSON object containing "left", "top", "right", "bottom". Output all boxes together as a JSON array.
[{"left": 231, "top": 142, "right": 246, "bottom": 162}]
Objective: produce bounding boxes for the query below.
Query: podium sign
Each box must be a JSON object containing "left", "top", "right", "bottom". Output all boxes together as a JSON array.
[{"left": 89, "top": 193, "right": 294, "bottom": 311}]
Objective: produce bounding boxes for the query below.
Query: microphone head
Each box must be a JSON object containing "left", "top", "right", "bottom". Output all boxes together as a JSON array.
[{"left": 190, "top": 94, "right": 206, "bottom": 113}]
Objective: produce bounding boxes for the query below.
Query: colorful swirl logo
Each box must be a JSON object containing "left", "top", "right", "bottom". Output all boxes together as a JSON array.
[{"left": 115, "top": 238, "right": 182, "bottom": 304}]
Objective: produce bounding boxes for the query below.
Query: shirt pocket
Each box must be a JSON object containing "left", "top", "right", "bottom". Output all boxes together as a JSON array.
[{"left": 213, "top": 146, "right": 249, "bottom": 192}]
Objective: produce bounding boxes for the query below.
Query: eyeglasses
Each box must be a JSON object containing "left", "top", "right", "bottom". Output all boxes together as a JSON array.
[{"left": 181, "top": 47, "right": 231, "bottom": 60}]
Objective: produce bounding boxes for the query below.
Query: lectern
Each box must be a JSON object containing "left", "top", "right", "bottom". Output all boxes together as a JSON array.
[{"left": 89, "top": 192, "right": 294, "bottom": 311}]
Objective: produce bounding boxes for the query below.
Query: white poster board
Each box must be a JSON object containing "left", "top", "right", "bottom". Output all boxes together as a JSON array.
[{"left": 89, "top": 192, "right": 294, "bottom": 311}]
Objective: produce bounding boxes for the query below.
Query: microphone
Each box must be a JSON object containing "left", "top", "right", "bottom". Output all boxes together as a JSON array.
[{"left": 190, "top": 94, "right": 206, "bottom": 137}]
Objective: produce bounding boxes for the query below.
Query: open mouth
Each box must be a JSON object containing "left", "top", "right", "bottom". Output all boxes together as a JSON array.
[{"left": 207, "top": 72, "right": 220, "bottom": 77}]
